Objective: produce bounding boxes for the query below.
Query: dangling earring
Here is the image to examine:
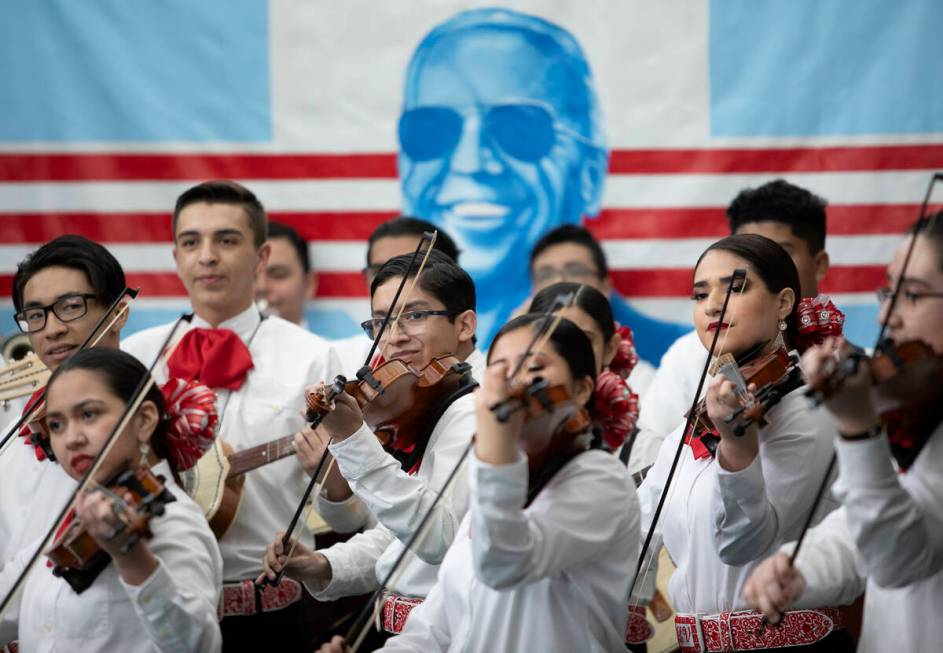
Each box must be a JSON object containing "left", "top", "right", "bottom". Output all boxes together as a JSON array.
[
  {"left": 778, "top": 320, "right": 787, "bottom": 332},
  {"left": 138, "top": 442, "right": 151, "bottom": 467},
  {"left": 773, "top": 319, "right": 787, "bottom": 350}
]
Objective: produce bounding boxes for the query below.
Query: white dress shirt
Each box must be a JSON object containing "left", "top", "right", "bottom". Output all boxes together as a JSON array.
[
  {"left": 637, "top": 387, "right": 839, "bottom": 615},
  {"left": 310, "top": 392, "right": 476, "bottom": 601},
  {"left": 122, "top": 306, "right": 342, "bottom": 580},
  {"left": 381, "top": 448, "right": 639, "bottom": 653},
  {"left": 790, "top": 421, "right": 943, "bottom": 653},
  {"left": 0, "top": 460, "right": 223, "bottom": 652},
  {"left": 627, "top": 330, "right": 705, "bottom": 475}
]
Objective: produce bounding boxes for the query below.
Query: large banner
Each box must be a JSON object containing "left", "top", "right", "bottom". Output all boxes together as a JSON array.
[{"left": 2, "top": 0, "right": 942, "bottom": 363}]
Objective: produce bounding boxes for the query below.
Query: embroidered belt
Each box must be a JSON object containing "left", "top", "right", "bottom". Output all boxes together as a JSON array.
[
  {"left": 380, "top": 594, "right": 423, "bottom": 634},
  {"left": 625, "top": 604, "right": 654, "bottom": 644},
  {"left": 219, "top": 578, "right": 303, "bottom": 618},
  {"left": 674, "top": 607, "right": 845, "bottom": 652}
]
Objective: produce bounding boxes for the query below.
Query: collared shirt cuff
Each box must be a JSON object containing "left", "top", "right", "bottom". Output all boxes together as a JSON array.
[
  {"left": 470, "top": 450, "right": 527, "bottom": 509},
  {"left": 329, "top": 422, "right": 388, "bottom": 480},
  {"left": 317, "top": 490, "right": 371, "bottom": 533},
  {"left": 716, "top": 450, "right": 765, "bottom": 497},
  {"left": 121, "top": 559, "right": 172, "bottom": 611},
  {"left": 835, "top": 433, "right": 896, "bottom": 489},
  {"left": 307, "top": 546, "right": 357, "bottom": 601}
]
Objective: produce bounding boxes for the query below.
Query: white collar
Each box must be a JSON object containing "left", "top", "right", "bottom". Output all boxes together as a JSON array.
[{"left": 191, "top": 304, "right": 262, "bottom": 343}]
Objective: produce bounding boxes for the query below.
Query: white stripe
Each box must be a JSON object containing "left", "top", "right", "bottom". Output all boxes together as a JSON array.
[
  {"left": 0, "top": 235, "right": 891, "bottom": 275},
  {"left": 601, "top": 234, "right": 899, "bottom": 269},
  {"left": 0, "top": 168, "right": 938, "bottom": 212}
]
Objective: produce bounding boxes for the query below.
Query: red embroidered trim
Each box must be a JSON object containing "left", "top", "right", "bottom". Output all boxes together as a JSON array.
[
  {"left": 218, "top": 578, "right": 302, "bottom": 618},
  {"left": 381, "top": 594, "right": 423, "bottom": 633},
  {"left": 675, "top": 607, "right": 845, "bottom": 652},
  {"left": 625, "top": 604, "right": 654, "bottom": 644}
]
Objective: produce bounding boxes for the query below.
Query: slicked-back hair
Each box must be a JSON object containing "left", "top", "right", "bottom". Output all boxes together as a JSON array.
[
  {"left": 173, "top": 180, "right": 268, "bottom": 248},
  {"left": 727, "top": 179, "right": 827, "bottom": 254},
  {"left": 268, "top": 221, "right": 311, "bottom": 273},
  {"left": 366, "top": 216, "right": 460, "bottom": 265},
  {"left": 13, "top": 235, "right": 126, "bottom": 312},
  {"left": 529, "top": 224, "right": 609, "bottom": 279},
  {"left": 529, "top": 282, "right": 615, "bottom": 342},
  {"left": 912, "top": 210, "right": 943, "bottom": 272},
  {"left": 371, "top": 249, "right": 475, "bottom": 316}
]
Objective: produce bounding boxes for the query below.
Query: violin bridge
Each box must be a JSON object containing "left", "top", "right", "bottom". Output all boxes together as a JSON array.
[{"left": 712, "top": 353, "right": 755, "bottom": 408}]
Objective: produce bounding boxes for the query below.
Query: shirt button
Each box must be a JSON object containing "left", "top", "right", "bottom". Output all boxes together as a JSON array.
[{"left": 43, "top": 623, "right": 53, "bottom": 633}]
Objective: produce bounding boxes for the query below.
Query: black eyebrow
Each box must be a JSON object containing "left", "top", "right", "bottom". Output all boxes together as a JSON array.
[
  {"left": 372, "top": 300, "right": 432, "bottom": 317},
  {"left": 22, "top": 291, "right": 86, "bottom": 309}
]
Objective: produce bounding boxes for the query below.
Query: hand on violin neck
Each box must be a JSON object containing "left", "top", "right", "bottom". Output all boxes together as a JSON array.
[
  {"left": 706, "top": 375, "right": 759, "bottom": 470},
  {"left": 474, "top": 361, "right": 525, "bottom": 466},
  {"left": 258, "top": 531, "right": 330, "bottom": 588},
  {"left": 800, "top": 338, "right": 880, "bottom": 433},
  {"left": 73, "top": 488, "right": 158, "bottom": 585}
]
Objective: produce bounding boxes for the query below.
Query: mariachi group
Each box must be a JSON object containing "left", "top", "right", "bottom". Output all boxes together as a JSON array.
[{"left": 0, "top": 176, "right": 941, "bottom": 653}]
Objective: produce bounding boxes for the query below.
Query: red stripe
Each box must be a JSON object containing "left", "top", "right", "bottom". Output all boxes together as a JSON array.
[
  {"left": 0, "top": 211, "right": 398, "bottom": 243},
  {"left": 2, "top": 144, "right": 942, "bottom": 181},
  {"left": 610, "top": 264, "right": 885, "bottom": 297},
  {"left": 1, "top": 204, "right": 930, "bottom": 244},
  {"left": 0, "top": 265, "right": 883, "bottom": 300}
]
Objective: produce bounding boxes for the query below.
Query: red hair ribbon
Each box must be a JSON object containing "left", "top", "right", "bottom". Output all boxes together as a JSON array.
[
  {"left": 160, "top": 378, "right": 219, "bottom": 472},
  {"left": 609, "top": 324, "right": 639, "bottom": 380},
  {"left": 593, "top": 369, "right": 640, "bottom": 452},
  {"left": 795, "top": 295, "right": 845, "bottom": 352}
]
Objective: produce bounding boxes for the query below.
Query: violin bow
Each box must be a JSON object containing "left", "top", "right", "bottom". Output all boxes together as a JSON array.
[
  {"left": 785, "top": 173, "right": 943, "bottom": 572},
  {"left": 0, "top": 287, "right": 142, "bottom": 456},
  {"left": 342, "top": 290, "right": 579, "bottom": 651},
  {"left": 0, "top": 312, "right": 191, "bottom": 620},
  {"left": 261, "top": 232, "right": 440, "bottom": 587},
  {"left": 628, "top": 268, "right": 747, "bottom": 601}
]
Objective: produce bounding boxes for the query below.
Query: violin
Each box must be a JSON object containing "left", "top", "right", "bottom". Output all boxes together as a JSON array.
[
  {"left": 807, "top": 337, "right": 943, "bottom": 469},
  {"left": 46, "top": 467, "right": 176, "bottom": 594},
  {"left": 305, "top": 354, "right": 474, "bottom": 458},
  {"left": 687, "top": 342, "right": 802, "bottom": 444}
]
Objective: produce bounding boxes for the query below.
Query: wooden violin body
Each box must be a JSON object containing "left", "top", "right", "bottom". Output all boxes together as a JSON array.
[{"left": 46, "top": 467, "right": 175, "bottom": 594}]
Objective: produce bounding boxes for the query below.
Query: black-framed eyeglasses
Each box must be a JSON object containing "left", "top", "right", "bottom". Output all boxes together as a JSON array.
[
  {"left": 876, "top": 287, "right": 943, "bottom": 306},
  {"left": 398, "top": 102, "right": 599, "bottom": 164},
  {"left": 14, "top": 293, "right": 98, "bottom": 333},
  {"left": 360, "top": 309, "right": 458, "bottom": 339},
  {"left": 532, "top": 262, "right": 601, "bottom": 287}
]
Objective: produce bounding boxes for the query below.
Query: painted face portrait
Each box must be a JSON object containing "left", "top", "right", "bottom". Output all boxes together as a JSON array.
[{"left": 398, "top": 8, "right": 608, "bottom": 343}]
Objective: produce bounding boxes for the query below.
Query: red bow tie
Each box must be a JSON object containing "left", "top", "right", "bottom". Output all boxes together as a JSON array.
[
  {"left": 167, "top": 328, "right": 254, "bottom": 391},
  {"left": 685, "top": 422, "right": 720, "bottom": 461}
]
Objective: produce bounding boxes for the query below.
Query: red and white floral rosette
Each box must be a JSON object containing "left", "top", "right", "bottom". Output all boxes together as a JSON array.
[
  {"left": 160, "top": 378, "right": 218, "bottom": 472},
  {"left": 609, "top": 324, "right": 639, "bottom": 380},
  {"left": 795, "top": 294, "right": 845, "bottom": 352},
  {"left": 593, "top": 369, "right": 640, "bottom": 452}
]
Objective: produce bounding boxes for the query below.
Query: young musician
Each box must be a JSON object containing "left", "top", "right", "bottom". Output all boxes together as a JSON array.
[
  {"left": 333, "top": 216, "right": 461, "bottom": 376},
  {"left": 256, "top": 221, "right": 317, "bottom": 328},
  {"left": 122, "top": 180, "right": 342, "bottom": 651},
  {"left": 743, "top": 215, "right": 943, "bottom": 652},
  {"left": 1, "top": 236, "right": 130, "bottom": 584},
  {"left": 260, "top": 249, "right": 480, "bottom": 637},
  {"left": 0, "top": 348, "right": 222, "bottom": 652},
  {"left": 631, "top": 180, "right": 833, "bottom": 475},
  {"left": 318, "top": 314, "right": 640, "bottom": 652},
  {"left": 637, "top": 234, "right": 853, "bottom": 651}
]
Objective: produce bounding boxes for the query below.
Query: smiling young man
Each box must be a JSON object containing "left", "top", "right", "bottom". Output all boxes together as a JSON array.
[
  {"left": 121, "top": 180, "right": 342, "bottom": 652},
  {"left": 259, "top": 249, "right": 481, "bottom": 639},
  {"left": 0, "top": 235, "right": 130, "bottom": 647}
]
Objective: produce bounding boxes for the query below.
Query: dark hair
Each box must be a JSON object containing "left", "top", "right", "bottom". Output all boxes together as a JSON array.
[
  {"left": 173, "top": 180, "right": 268, "bottom": 248},
  {"left": 727, "top": 179, "right": 827, "bottom": 254},
  {"left": 912, "top": 211, "right": 943, "bottom": 271},
  {"left": 366, "top": 216, "right": 460, "bottom": 265},
  {"left": 528, "top": 282, "right": 615, "bottom": 342},
  {"left": 695, "top": 234, "right": 803, "bottom": 350},
  {"left": 529, "top": 224, "right": 609, "bottom": 278},
  {"left": 46, "top": 348, "right": 178, "bottom": 475},
  {"left": 488, "top": 314, "right": 596, "bottom": 407},
  {"left": 371, "top": 249, "right": 476, "bottom": 316},
  {"left": 13, "top": 235, "right": 126, "bottom": 313},
  {"left": 267, "top": 221, "right": 311, "bottom": 273}
]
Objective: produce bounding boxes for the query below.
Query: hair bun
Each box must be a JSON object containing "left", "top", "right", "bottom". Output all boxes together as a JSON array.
[{"left": 609, "top": 325, "right": 639, "bottom": 379}]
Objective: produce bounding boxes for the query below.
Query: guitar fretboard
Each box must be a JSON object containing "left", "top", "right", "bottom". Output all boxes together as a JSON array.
[{"left": 227, "top": 434, "right": 297, "bottom": 478}]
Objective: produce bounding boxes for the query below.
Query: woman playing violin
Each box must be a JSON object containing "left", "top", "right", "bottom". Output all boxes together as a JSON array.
[
  {"left": 637, "top": 234, "right": 854, "bottom": 652},
  {"left": 262, "top": 250, "right": 481, "bottom": 639},
  {"left": 0, "top": 348, "right": 222, "bottom": 652},
  {"left": 744, "top": 214, "right": 943, "bottom": 653},
  {"left": 317, "top": 313, "right": 639, "bottom": 652}
]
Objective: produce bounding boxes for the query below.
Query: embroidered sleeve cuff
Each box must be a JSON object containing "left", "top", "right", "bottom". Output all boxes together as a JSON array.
[
  {"left": 470, "top": 450, "right": 527, "bottom": 509},
  {"left": 835, "top": 434, "right": 896, "bottom": 490},
  {"left": 329, "top": 422, "right": 389, "bottom": 480}
]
